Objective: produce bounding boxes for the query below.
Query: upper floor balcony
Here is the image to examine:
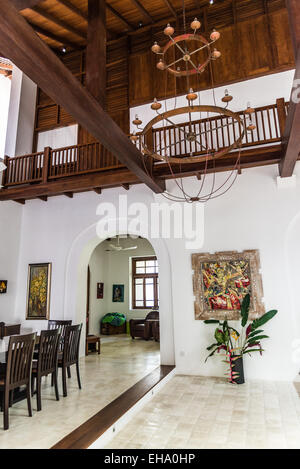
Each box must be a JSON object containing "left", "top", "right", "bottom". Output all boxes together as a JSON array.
[{"left": 0, "top": 98, "right": 291, "bottom": 203}]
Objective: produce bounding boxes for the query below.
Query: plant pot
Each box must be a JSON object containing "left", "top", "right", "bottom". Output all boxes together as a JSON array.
[{"left": 231, "top": 355, "right": 245, "bottom": 384}]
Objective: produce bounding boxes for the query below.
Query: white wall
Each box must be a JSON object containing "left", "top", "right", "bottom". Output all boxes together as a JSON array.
[
  {"left": 7, "top": 162, "right": 300, "bottom": 380},
  {"left": 5, "top": 66, "right": 37, "bottom": 157},
  {"left": 130, "top": 69, "right": 295, "bottom": 131},
  {"left": 36, "top": 124, "right": 78, "bottom": 152},
  {"left": 0, "top": 201, "right": 23, "bottom": 323},
  {"left": 0, "top": 75, "right": 11, "bottom": 160},
  {"left": 169, "top": 166, "right": 300, "bottom": 382},
  {"left": 2, "top": 69, "right": 300, "bottom": 380},
  {"left": 88, "top": 237, "right": 156, "bottom": 335},
  {"left": 88, "top": 241, "right": 108, "bottom": 335}
]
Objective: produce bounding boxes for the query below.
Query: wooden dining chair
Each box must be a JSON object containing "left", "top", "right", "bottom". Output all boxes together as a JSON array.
[
  {"left": 48, "top": 320, "right": 72, "bottom": 378},
  {"left": 48, "top": 320, "right": 72, "bottom": 350},
  {"left": 58, "top": 324, "right": 82, "bottom": 397},
  {"left": 0, "top": 333, "right": 36, "bottom": 430},
  {"left": 32, "top": 329, "right": 60, "bottom": 411}
]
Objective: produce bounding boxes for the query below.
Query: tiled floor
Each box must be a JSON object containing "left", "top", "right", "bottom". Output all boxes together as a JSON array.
[
  {"left": 0, "top": 335, "right": 160, "bottom": 449},
  {"left": 105, "top": 375, "right": 300, "bottom": 449}
]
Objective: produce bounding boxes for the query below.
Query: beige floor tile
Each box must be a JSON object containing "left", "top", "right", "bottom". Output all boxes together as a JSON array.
[
  {"left": 106, "top": 375, "right": 300, "bottom": 450},
  {"left": 0, "top": 335, "right": 160, "bottom": 449}
]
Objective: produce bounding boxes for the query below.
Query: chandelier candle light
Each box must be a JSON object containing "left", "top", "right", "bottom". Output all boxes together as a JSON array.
[{"left": 130, "top": 1, "right": 256, "bottom": 203}]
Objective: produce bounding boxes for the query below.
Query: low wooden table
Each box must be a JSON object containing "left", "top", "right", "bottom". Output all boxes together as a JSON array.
[{"left": 86, "top": 334, "right": 101, "bottom": 356}]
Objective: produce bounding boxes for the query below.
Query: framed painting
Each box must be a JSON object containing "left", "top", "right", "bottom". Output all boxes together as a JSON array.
[
  {"left": 192, "top": 250, "right": 265, "bottom": 320},
  {"left": 26, "top": 263, "right": 51, "bottom": 320},
  {"left": 97, "top": 282, "right": 104, "bottom": 299},
  {"left": 112, "top": 284, "right": 124, "bottom": 303},
  {"left": 0, "top": 280, "right": 7, "bottom": 294}
]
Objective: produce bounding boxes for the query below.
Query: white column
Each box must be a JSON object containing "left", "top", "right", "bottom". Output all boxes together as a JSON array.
[{"left": 5, "top": 65, "right": 37, "bottom": 157}]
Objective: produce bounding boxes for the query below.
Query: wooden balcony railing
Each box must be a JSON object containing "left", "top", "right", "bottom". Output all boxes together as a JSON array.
[
  {"left": 135, "top": 99, "right": 288, "bottom": 158},
  {"left": 1, "top": 99, "right": 287, "bottom": 189},
  {"left": 2, "top": 142, "right": 124, "bottom": 187}
]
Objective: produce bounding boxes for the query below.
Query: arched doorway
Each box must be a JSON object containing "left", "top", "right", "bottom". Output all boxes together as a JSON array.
[{"left": 63, "top": 221, "right": 175, "bottom": 365}]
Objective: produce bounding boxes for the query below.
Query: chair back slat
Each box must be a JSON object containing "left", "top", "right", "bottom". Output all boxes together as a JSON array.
[
  {"left": 48, "top": 320, "right": 72, "bottom": 352},
  {"left": 6, "top": 333, "right": 36, "bottom": 388},
  {"left": 38, "top": 329, "right": 60, "bottom": 376},
  {"left": 63, "top": 324, "right": 82, "bottom": 367}
]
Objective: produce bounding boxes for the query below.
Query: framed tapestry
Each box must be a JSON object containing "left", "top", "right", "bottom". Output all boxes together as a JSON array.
[
  {"left": 192, "top": 250, "right": 264, "bottom": 320},
  {"left": 112, "top": 284, "right": 124, "bottom": 303},
  {"left": 0, "top": 280, "right": 7, "bottom": 294},
  {"left": 97, "top": 282, "right": 104, "bottom": 299},
  {"left": 26, "top": 263, "right": 51, "bottom": 320}
]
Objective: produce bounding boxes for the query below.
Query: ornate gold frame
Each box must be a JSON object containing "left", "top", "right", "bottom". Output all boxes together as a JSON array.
[{"left": 192, "top": 250, "right": 265, "bottom": 320}]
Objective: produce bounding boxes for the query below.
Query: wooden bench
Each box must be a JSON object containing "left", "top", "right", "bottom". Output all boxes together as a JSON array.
[{"left": 86, "top": 335, "right": 101, "bottom": 356}]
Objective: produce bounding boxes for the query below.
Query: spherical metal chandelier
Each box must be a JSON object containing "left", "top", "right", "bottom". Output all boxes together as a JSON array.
[{"left": 130, "top": 1, "right": 256, "bottom": 203}]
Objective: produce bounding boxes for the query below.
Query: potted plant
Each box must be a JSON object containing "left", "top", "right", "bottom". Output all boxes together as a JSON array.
[{"left": 204, "top": 294, "right": 277, "bottom": 384}]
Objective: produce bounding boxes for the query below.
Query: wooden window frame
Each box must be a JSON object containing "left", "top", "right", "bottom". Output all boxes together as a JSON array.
[{"left": 132, "top": 256, "right": 159, "bottom": 310}]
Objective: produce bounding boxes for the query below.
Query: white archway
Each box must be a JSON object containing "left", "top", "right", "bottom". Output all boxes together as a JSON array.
[
  {"left": 63, "top": 220, "right": 175, "bottom": 365},
  {"left": 284, "top": 210, "right": 300, "bottom": 339}
]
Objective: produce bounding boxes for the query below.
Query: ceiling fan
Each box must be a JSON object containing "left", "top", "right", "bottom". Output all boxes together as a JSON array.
[{"left": 106, "top": 236, "right": 138, "bottom": 252}]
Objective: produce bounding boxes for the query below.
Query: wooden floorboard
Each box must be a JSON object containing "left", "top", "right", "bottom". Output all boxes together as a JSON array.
[{"left": 51, "top": 365, "right": 174, "bottom": 449}]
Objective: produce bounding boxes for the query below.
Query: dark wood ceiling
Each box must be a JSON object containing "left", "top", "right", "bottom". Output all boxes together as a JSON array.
[{"left": 19, "top": 0, "right": 286, "bottom": 51}]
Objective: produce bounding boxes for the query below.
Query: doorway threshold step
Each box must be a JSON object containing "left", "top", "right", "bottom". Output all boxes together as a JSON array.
[{"left": 51, "top": 365, "right": 174, "bottom": 449}]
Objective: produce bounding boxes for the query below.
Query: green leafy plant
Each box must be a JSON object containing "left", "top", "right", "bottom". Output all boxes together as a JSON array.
[{"left": 204, "top": 294, "right": 277, "bottom": 382}]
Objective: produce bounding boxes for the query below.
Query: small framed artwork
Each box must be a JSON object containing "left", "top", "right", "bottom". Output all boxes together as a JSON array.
[
  {"left": 0, "top": 281, "right": 7, "bottom": 294},
  {"left": 192, "top": 250, "right": 265, "bottom": 320},
  {"left": 112, "top": 284, "right": 124, "bottom": 303},
  {"left": 26, "top": 263, "right": 51, "bottom": 320},
  {"left": 97, "top": 282, "right": 104, "bottom": 299}
]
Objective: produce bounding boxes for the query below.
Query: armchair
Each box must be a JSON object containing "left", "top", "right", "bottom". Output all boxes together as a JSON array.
[{"left": 129, "top": 311, "right": 159, "bottom": 340}]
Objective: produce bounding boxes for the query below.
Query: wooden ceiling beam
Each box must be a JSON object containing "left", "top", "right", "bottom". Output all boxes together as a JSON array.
[
  {"left": 0, "top": 1, "right": 164, "bottom": 193},
  {"left": 161, "top": 0, "right": 177, "bottom": 19},
  {"left": 31, "top": 5, "right": 86, "bottom": 40},
  {"left": 279, "top": 48, "right": 300, "bottom": 177},
  {"left": 55, "top": 0, "right": 88, "bottom": 20},
  {"left": 125, "top": 5, "right": 203, "bottom": 38},
  {"left": 279, "top": 0, "right": 300, "bottom": 177},
  {"left": 54, "top": 0, "right": 115, "bottom": 42},
  {"left": 86, "top": 0, "right": 106, "bottom": 108},
  {"left": 286, "top": 0, "right": 300, "bottom": 55},
  {"left": 106, "top": 4, "right": 134, "bottom": 31},
  {"left": 129, "top": 0, "right": 154, "bottom": 24},
  {"left": 13, "top": 0, "right": 44, "bottom": 9},
  {"left": 29, "top": 22, "right": 80, "bottom": 49}
]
